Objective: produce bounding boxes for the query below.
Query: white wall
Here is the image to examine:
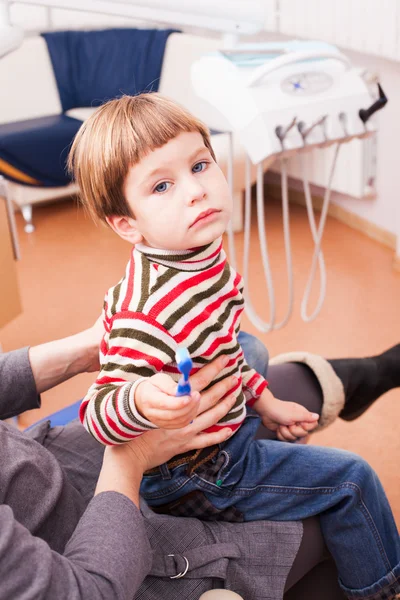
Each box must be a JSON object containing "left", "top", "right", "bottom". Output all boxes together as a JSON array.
[{"left": 329, "top": 49, "right": 400, "bottom": 244}]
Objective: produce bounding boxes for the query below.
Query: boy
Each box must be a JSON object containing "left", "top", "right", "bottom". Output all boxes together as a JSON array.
[{"left": 70, "top": 93, "right": 399, "bottom": 599}]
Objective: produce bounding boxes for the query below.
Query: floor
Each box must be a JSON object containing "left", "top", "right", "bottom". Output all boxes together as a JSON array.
[{"left": 2, "top": 195, "right": 399, "bottom": 526}]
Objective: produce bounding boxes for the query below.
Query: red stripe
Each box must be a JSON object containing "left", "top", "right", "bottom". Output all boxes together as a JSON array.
[
  {"left": 246, "top": 373, "right": 259, "bottom": 389},
  {"left": 121, "top": 257, "right": 135, "bottom": 311},
  {"left": 203, "top": 421, "right": 242, "bottom": 434},
  {"left": 90, "top": 416, "right": 116, "bottom": 445},
  {"left": 107, "top": 345, "right": 164, "bottom": 371},
  {"left": 79, "top": 398, "right": 89, "bottom": 423},
  {"left": 96, "top": 375, "right": 127, "bottom": 385},
  {"left": 104, "top": 393, "right": 140, "bottom": 439},
  {"left": 254, "top": 379, "right": 267, "bottom": 395},
  {"left": 114, "top": 389, "right": 146, "bottom": 433},
  {"left": 246, "top": 396, "right": 257, "bottom": 408},
  {"left": 149, "top": 261, "right": 225, "bottom": 320},
  {"left": 175, "top": 285, "right": 240, "bottom": 344},
  {"left": 110, "top": 311, "right": 171, "bottom": 338},
  {"left": 100, "top": 337, "right": 108, "bottom": 355},
  {"left": 200, "top": 312, "right": 241, "bottom": 357}
]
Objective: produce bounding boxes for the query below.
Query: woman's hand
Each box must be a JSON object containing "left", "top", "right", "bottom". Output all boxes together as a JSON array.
[
  {"left": 135, "top": 355, "right": 238, "bottom": 430},
  {"left": 113, "top": 355, "right": 237, "bottom": 473},
  {"left": 95, "top": 355, "right": 236, "bottom": 505}
]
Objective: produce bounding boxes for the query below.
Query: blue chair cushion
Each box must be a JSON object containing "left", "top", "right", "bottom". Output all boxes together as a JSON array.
[
  {"left": 45, "top": 400, "right": 81, "bottom": 427},
  {"left": 0, "top": 114, "right": 82, "bottom": 186},
  {"left": 42, "top": 28, "right": 178, "bottom": 112}
]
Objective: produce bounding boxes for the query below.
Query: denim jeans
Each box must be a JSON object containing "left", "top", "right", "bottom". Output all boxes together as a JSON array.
[{"left": 141, "top": 332, "right": 400, "bottom": 598}]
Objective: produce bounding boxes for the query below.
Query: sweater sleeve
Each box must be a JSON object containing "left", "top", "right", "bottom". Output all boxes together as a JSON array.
[
  {"left": 80, "top": 310, "right": 177, "bottom": 445},
  {"left": 241, "top": 357, "right": 268, "bottom": 408},
  {"left": 0, "top": 347, "right": 41, "bottom": 419},
  {"left": 0, "top": 492, "right": 151, "bottom": 600}
]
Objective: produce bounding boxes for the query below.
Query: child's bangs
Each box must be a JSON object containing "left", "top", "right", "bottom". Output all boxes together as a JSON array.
[{"left": 120, "top": 97, "right": 210, "bottom": 166}]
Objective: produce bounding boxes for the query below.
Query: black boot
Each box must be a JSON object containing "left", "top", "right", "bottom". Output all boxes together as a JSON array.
[{"left": 328, "top": 344, "right": 400, "bottom": 421}]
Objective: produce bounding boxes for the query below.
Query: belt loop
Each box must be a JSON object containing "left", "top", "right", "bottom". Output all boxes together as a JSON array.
[{"left": 159, "top": 462, "right": 172, "bottom": 480}]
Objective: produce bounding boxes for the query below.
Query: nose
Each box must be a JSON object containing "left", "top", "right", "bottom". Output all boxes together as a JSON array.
[{"left": 184, "top": 176, "right": 207, "bottom": 206}]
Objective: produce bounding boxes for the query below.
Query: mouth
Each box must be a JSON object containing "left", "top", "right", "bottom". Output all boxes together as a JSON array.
[{"left": 190, "top": 208, "right": 221, "bottom": 228}]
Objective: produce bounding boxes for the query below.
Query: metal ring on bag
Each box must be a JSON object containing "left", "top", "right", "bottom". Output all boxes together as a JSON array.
[{"left": 168, "top": 554, "right": 190, "bottom": 579}]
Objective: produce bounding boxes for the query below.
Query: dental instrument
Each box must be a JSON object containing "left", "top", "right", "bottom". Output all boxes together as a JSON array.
[{"left": 175, "top": 346, "right": 192, "bottom": 396}]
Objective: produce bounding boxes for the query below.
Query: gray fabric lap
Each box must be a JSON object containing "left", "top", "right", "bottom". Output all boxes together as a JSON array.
[{"left": 41, "top": 419, "right": 104, "bottom": 505}]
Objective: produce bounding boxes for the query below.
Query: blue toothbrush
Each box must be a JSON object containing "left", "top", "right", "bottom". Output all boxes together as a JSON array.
[{"left": 175, "top": 346, "right": 193, "bottom": 396}]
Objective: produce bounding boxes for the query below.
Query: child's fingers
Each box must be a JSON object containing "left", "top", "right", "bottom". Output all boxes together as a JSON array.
[
  {"left": 147, "top": 388, "right": 200, "bottom": 411},
  {"left": 287, "top": 423, "right": 309, "bottom": 438},
  {"left": 277, "top": 425, "right": 298, "bottom": 442},
  {"left": 299, "top": 420, "right": 319, "bottom": 432}
]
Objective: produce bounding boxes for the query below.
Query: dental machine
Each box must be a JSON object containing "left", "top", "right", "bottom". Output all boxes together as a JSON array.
[{"left": 191, "top": 40, "right": 388, "bottom": 331}]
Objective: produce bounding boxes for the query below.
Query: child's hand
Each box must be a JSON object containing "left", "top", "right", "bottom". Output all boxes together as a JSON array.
[
  {"left": 253, "top": 388, "right": 319, "bottom": 441},
  {"left": 135, "top": 373, "right": 201, "bottom": 429}
]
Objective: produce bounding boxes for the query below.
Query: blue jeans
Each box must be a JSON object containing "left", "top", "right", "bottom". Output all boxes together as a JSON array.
[{"left": 141, "top": 332, "right": 400, "bottom": 598}]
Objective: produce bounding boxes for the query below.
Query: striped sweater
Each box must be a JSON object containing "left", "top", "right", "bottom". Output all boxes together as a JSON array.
[{"left": 80, "top": 237, "right": 267, "bottom": 445}]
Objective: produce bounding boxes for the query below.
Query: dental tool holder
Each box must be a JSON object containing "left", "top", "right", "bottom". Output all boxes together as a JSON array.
[
  {"left": 191, "top": 41, "right": 383, "bottom": 164},
  {"left": 191, "top": 40, "right": 387, "bottom": 332}
]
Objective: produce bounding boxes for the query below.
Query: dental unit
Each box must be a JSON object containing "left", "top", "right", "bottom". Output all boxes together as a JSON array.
[{"left": 191, "top": 40, "right": 388, "bottom": 331}]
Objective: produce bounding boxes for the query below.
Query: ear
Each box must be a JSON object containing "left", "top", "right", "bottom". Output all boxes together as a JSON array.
[{"left": 106, "top": 215, "right": 143, "bottom": 245}]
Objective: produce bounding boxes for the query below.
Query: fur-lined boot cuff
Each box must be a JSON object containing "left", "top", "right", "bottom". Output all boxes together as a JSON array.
[{"left": 269, "top": 352, "right": 345, "bottom": 429}]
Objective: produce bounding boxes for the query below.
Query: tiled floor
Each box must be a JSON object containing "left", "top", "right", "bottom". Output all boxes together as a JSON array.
[{"left": 2, "top": 195, "right": 399, "bottom": 525}]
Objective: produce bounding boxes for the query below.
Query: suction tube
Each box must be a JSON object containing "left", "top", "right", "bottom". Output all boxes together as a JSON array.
[{"left": 232, "top": 143, "right": 340, "bottom": 331}]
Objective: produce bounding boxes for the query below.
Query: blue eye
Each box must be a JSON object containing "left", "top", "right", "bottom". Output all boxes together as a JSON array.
[
  {"left": 192, "top": 161, "right": 207, "bottom": 173},
  {"left": 154, "top": 181, "right": 171, "bottom": 193}
]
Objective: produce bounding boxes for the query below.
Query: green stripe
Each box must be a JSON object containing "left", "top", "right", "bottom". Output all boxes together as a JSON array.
[
  {"left": 188, "top": 298, "right": 243, "bottom": 355},
  {"left": 137, "top": 254, "right": 151, "bottom": 313},
  {"left": 194, "top": 342, "right": 241, "bottom": 365},
  {"left": 144, "top": 243, "right": 212, "bottom": 264},
  {"left": 101, "top": 361, "right": 156, "bottom": 377},
  {"left": 111, "top": 280, "right": 123, "bottom": 315},
  {"left": 150, "top": 265, "right": 180, "bottom": 296},
  {"left": 109, "top": 328, "right": 175, "bottom": 362},
  {"left": 164, "top": 261, "right": 232, "bottom": 331},
  {"left": 93, "top": 385, "right": 125, "bottom": 443}
]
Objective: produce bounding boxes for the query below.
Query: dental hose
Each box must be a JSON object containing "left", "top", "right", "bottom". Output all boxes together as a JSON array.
[{"left": 228, "top": 142, "right": 340, "bottom": 331}]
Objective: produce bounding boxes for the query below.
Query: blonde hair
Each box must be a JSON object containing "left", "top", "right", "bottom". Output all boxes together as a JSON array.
[{"left": 68, "top": 93, "right": 216, "bottom": 222}]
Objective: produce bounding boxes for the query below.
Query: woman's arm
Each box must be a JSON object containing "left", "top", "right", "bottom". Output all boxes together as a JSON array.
[
  {"left": 0, "top": 355, "right": 236, "bottom": 599},
  {"left": 0, "top": 493, "right": 150, "bottom": 600},
  {"left": 29, "top": 318, "right": 103, "bottom": 395},
  {"left": 0, "top": 348, "right": 40, "bottom": 419},
  {"left": 0, "top": 319, "right": 103, "bottom": 420}
]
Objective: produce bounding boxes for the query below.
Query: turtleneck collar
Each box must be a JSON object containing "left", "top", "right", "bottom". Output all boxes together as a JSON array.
[{"left": 135, "top": 237, "right": 224, "bottom": 272}]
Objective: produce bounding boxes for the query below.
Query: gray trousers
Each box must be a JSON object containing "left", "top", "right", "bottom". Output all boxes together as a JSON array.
[{"left": 41, "top": 359, "right": 345, "bottom": 598}]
